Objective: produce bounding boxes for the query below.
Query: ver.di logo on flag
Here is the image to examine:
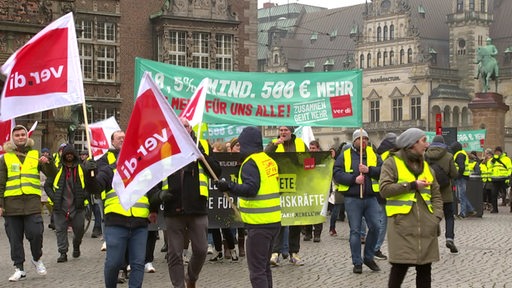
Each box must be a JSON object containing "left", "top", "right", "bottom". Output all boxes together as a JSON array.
[{"left": 4, "top": 28, "right": 68, "bottom": 97}]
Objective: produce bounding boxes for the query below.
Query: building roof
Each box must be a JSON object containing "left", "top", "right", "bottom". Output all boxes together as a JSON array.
[{"left": 259, "top": 0, "right": 512, "bottom": 72}]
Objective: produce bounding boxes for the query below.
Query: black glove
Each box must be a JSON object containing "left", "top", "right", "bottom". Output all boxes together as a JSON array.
[
  {"left": 159, "top": 190, "right": 174, "bottom": 203},
  {"left": 216, "top": 179, "right": 232, "bottom": 192},
  {"left": 85, "top": 159, "right": 97, "bottom": 171}
]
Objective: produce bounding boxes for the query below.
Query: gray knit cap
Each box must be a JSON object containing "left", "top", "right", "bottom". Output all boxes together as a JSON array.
[
  {"left": 396, "top": 128, "right": 425, "bottom": 149},
  {"left": 352, "top": 129, "right": 369, "bottom": 142},
  {"left": 432, "top": 135, "right": 445, "bottom": 144}
]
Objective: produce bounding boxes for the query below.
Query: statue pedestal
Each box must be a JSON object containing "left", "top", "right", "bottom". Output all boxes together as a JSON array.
[{"left": 468, "top": 92, "right": 509, "bottom": 150}]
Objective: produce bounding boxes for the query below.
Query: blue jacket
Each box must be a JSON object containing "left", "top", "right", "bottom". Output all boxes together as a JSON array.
[{"left": 332, "top": 145, "right": 382, "bottom": 198}]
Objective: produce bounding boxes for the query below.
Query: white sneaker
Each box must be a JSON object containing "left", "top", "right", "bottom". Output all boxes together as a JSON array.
[
  {"left": 144, "top": 262, "right": 156, "bottom": 273},
  {"left": 207, "top": 244, "right": 213, "bottom": 255},
  {"left": 31, "top": 259, "right": 47, "bottom": 275},
  {"left": 8, "top": 268, "right": 26, "bottom": 282},
  {"left": 270, "top": 253, "right": 279, "bottom": 266},
  {"left": 127, "top": 265, "right": 131, "bottom": 272},
  {"left": 101, "top": 242, "right": 107, "bottom": 251}
]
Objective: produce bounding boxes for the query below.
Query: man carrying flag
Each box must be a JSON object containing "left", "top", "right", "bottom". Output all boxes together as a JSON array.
[
  {"left": 161, "top": 117, "right": 221, "bottom": 288},
  {"left": 0, "top": 125, "right": 57, "bottom": 281}
]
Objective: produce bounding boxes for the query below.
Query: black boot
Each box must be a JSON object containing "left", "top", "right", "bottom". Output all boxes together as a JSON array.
[
  {"left": 73, "top": 245, "right": 81, "bottom": 258},
  {"left": 57, "top": 253, "right": 67, "bottom": 263}
]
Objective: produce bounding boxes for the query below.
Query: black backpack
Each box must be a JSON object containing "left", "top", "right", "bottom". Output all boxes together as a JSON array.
[{"left": 427, "top": 161, "right": 451, "bottom": 188}]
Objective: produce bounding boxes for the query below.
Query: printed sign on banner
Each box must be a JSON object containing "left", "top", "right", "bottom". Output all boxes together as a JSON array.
[{"left": 135, "top": 58, "right": 362, "bottom": 128}]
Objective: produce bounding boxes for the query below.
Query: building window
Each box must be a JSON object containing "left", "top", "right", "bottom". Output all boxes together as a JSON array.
[
  {"left": 390, "top": 24, "right": 394, "bottom": 40},
  {"left": 457, "top": 0, "right": 463, "bottom": 12},
  {"left": 97, "top": 22, "right": 116, "bottom": 42},
  {"left": 383, "top": 51, "right": 388, "bottom": 66},
  {"left": 80, "top": 44, "right": 93, "bottom": 80},
  {"left": 392, "top": 98, "right": 403, "bottom": 121},
  {"left": 367, "top": 53, "right": 372, "bottom": 68},
  {"left": 400, "top": 49, "right": 404, "bottom": 64},
  {"left": 411, "top": 97, "right": 421, "bottom": 120},
  {"left": 389, "top": 50, "right": 394, "bottom": 65},
  {"left": 407, "top": 48, "right": 413, "bottom": 63},
  {"left": 370, "top": 100, "right": 380, "bottom": 122},
  {"left": 377, "top": 27, "right": 381, "bottom": 42},
  {"left": 97, "top": 46, "right": 116, "bottom": 81},
  {"left": 360, "top": 54, "right": 364, "bottom": 69},
  {"left": 377, "top": 52, "right": 381, "bottom": 67},
  {"left": 169, "top": 31, "right": 187, "bottom": 66},
  {"left": 215, "top": 34, "right": 233, "bottom": 71},
  {"left": 481, "top": 0, "right": 486, "bottom": 12},
  {"left": 383, "top": 26, "right": 388, "bottom": 41},
  {"left": 77, "top": 19, "right": 117, "bottom": 82},
  {"left": 469, "top": 0, "right": 475, "bottom": 11},
  {"left": 192, "top": 32, "right": 209, "bottom": 69}
]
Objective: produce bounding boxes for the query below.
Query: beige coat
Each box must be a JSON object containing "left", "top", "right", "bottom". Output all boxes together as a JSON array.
[{"left": 379, "top": 149, "right": 444, "bottom": 265}]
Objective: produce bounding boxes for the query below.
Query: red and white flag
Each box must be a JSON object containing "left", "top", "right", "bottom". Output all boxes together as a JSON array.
[
  {"left": 27, "top": 121, "right": 38, "bottom": 138},
  {"left": 112, "top": 72, "right": 202, "bottom": 209},
  {"left": 0, "top": 119, "right": 15, "bottom": 155},
  {"left": 0, "top": 12, "right": 84, "bottom": 121},
  {"left": 89, "top": 116, "right": 121, "bottom": 160},
  {"left": 179, "top": 78, "right": 210, "bottom": 127}
]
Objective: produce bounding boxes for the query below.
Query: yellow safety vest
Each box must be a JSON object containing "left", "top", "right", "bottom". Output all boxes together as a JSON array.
[
  {"left": 198, "top": 139, "right": 210, "bottom": 197},
  {"left": 337, "top": 146, "right": 379, "bottom": 192},
  {"left": 4, "top": 150, "right": 41, "bottom": 197},
  {"left": 100, "top": 150, "right": 150, "bottom": 218},
  {"left": 453, "top": 150, "right": 470, "bottom": 176},
  {"left": 385, "top": 156, "right": 434, "bottom": 216},
  {"left": 53, "top": 152, "right": 61, "bottom": 168},
  {"left": 238, "top": 152, "right": 281, "bottom": 225},
  {"left": 491, "top": 154, "right": 511, "bottom": 179},
  {"left": 53, "top": 165, "right": 85, "bottom": 190},
  {"left": 480, "top": 161, "right": 492, "bottom": 183},
  {"left": 272, "top": 138, "right": 306, "bottom": 152},
  {"left": 100, "top": 151, "right": 118, "bottom": 200},
  {"left": 381, "top": 150, "right": 390, "bottom": 161}
]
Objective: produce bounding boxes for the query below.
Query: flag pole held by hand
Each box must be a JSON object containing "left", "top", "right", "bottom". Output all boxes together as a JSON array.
[{"left": 198, "top": 154, "right": 241, "bottom": 221}]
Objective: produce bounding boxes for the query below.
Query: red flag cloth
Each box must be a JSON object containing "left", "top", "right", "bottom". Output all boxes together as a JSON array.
[
  {"left": 112, "top": 72, "right": 202, "bottom": 210},
  {"left": 27, "top": 121, "right": 38, "bottom": 138},
  {"left": 0, "top": 119, "right": 15, "bottom": 154},
  {"left": 0, "top": 13, "right": 84, "bottom": 121},
  {"left": 179, "top": 78, "right": 210, "bottom": 127},
  {"left": 88, "top": 116, "right": 121, "bottom": 160}
]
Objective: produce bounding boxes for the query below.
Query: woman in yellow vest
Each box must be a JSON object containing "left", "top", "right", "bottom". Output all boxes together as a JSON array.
[
  {"left": 217, "top": 127, "right": 281, "bottom": 288},
  {"left": 379, "top": 128, "right": 444, "bottom": 288}
]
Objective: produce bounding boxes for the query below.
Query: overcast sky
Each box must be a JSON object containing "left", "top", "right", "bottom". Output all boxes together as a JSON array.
[{"left": 258, "top": 0, "right": 368, "bottom": 9}]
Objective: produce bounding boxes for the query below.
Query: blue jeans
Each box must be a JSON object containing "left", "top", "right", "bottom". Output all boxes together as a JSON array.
[
  {"left": 344, "top": 196, "right": 380, "bottom": 265},
  {"left": 104, "top": 225, "right": 148, "bottom": 288},
  {"left": 455, "top": 178, "right": 474, "bottom": 216},
  {"left": 375, "top": 203, "right": 387, "bottom": 252}
]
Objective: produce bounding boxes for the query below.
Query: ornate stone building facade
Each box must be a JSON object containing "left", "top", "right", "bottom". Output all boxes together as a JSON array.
[{"left": 260, "top": 0, "right": 512, "bottom": 151}]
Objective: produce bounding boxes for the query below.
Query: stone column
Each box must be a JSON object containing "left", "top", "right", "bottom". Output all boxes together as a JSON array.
[{"left": 468, "top": 92, "right": 509, "bottom": 149}]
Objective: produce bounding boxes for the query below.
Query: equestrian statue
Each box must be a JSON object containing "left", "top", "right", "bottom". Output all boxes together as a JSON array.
[{"left": 475, "top": 37, "right": 499, "bottom": 93}]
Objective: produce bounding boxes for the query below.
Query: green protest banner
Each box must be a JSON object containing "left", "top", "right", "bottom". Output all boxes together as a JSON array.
[
  {"left": 271, "top": 152, "right": 334, "bottom": 226},
  {"left": 426, "top": 129, "right": 486, "bottom": 151},
  {"left": 208, "top": 152, "right": 333, "bottom": 228},
  {"left": 135, "top": 58, "right": 362, "bottom": 127}
]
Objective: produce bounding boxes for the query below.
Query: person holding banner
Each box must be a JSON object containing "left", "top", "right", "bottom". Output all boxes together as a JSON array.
[
  {"left": 303, "top": 140, "right": 323, "bottom": 243},
  {"left": 217, "top": 126, "right": 281, "bottom": 288},
  {"left": 160, "top": 117, "right": 221, "bottom": 288},
  {"left": 265, "top": 126, "right": 307, "bottom": 266},
  {"left": 0, "top": 125, "right": 57, "bottom": 281},
  {"left": 333, "top": 129, "right": 382, "bottom": 274},
  {"left": 379, "top": 128, "right": 443, "bottom": 287}
]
